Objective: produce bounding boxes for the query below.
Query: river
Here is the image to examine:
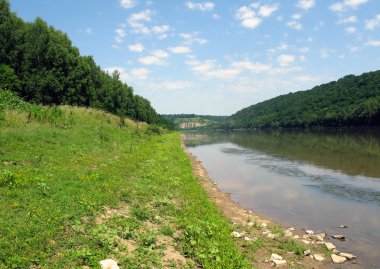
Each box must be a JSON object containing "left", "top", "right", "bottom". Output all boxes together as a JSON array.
[{"left": 183, "top": 128, "right": 380, "bottom": 268}]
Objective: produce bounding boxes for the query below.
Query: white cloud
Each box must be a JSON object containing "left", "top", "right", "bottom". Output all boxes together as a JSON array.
[
  {"left": 337, "top": 15, "right": 357, "bottom": 24},
  {"left": 231, "top": 60, "right": 272, "bottom": 73},
  {"left": 299, "top": 47, "right": 310, "bottom": 53},
  {"left": 115, "top": 27, "right": 126, "bottom": 44},
  {"left": 130, "top": 68, "right": 150, "bottom": 79},
  {"left": 292, "top": 13, "right": 302, "bottom": 20},
  {"left": 235, "top": 3, "right": 279, "bottom": 29},
  {"left": 153, "top": 81, "right": 193, "bottom": 91},
  {"left": 179, "top": 32, "right": 208, "bottom": 45},
  {"left": 104, "top": 66, "right": 130, "bottom": 82},
  {"left": 277, "top": 54, "right": 296, "bottom": 66},
  {"left": 365, "top": 14, "right": 380, "bottom": 30},
  {"left": 297, "top": 0, "right": 315, "bottom": 10},
  {"left": 330, "top": 0, "right": 368, "bottom": 12},
  {"left": 258, "top": 4, "right": 279, "bottom": 17},
  {"left": 186, "top": 1, "right": 215, "bottom": 11},
  {"left": 85, "top": 27, "right": 93, "bottom": 34},
  {"left": 345, "top": 26, "right": 356, "bottom": 34},
  {"left": 129, "top": 43, "right": 144, "bottom": 52},
  {"left": 130, "top": 9, "right": 152, "bottom": 21},
  {"left": 119, "top": 0, "right": 136, "bottom": 9},
  {"left": 152, "top": 24, "right": 170, "bottom": 39},
  {"left": 138, "top": 56, "right": 165, "bottom": 65},
  {"left": 151, "top": 50, "right": 169, "bottom": 58},
  {"left": 169, "top": 46, "right": 192, "bottom": 54},
  {"left": 287, "top": 20, "right": 303, "bottom": 30},
  {"left": 347, "top": 45, "right": 359, "bottom": 52},
  {"left": 319, "top": 48, "right": 335, "bottom": 58},
  {"left": 365, "top": 40, "right": 380, "bottom": 47},
  {"left": 295, "top": 75, "right": 318, "bottom": 83}
]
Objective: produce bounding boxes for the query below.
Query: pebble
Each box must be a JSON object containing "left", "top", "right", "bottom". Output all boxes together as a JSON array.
[
  {"left": 293, "top": 235, "right": 300, "bottom": 239},
  {"left": 232, "top": 231, "right": 242, "bottom": 238},
  {"left": 339, "top": 224, "right": 348, "bottom": 228},
  {"left": 302, "top": 240, "right": 310, "bottom": 245},
  {"left": 332, "top": 235, "right": 346, "bottom": 240},
  {"left": 244, "top": 236, "right": 252, "bottom": 241},
  {"left": 316, "top": 233, "right": 326, "bottom": 241},
  {"left": 304, "top": 249, "right": 311, "bottom": 256},
  {"left": 261, "top": 223, "right": 268, "bottom": 228},
  {"left": 100, "top": 259, "right": 120, "bottom": 269},
  {"left": 325, "top": 242, "right": 337, "bottom": 250},
  {"left": 331, "top": 254, "right": 347, "bottom": 264},
  {"left": 273, "top": 259, "right": 287, "bottom": 267},
  {"left": 287, "top": 227, "right": 295, "bottom": 231},
  {"left": 339, "top": 253, "right": 356, "bottom": 260},
  {"left": 284, "top": 230, "right": 293, "bottom": 237},
  {"left": 313, "top": 254, "right": 325, "bottom": 261},
  {"left": 270, "top": 253, "right": 283, "bottom": 261},
  {"left": 247, "top": 222, "right": 254, "bottom": 226},
  {"left": 305, "top": 230, "right": 314, "bottom": 235}
]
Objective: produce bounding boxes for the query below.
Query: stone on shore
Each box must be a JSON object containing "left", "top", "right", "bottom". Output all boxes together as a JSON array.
[
  {"left": 332, "top": 234, "right": 346, "bottom": 240},
  {"left": 316, "top": 233, "right": 326, "bottom": 241},
  {"left": 273, "top": 259, "right": 287, "bottom": 267},
  {"left": 304, "top": 249, "right": 311, "bottom": 256},
  {"left": 232, "top": 231, "right": 242, "bottom": 238},
  {"left": 339, "top": 224, "right": 348, "bottom": 228},
  {"left": 325, "top": 242, "right": 336, "bottom": 250},
  {"left": 339, "top": 253, "right": 356, "bottom": 260},
  {"left": 100, "top": 259, "right": 120, "bottom": 269},
  {"left": 331, "top": 254, "right": 347, "bottom": 264},
  {"left": 270, "top": 253, "right": 283, "bottom": 261},
  {"left": 313, "top": 254, "right": 325, "bottom": 261},
  {"left": 305, "top": 230, "right": 314, "bottom": 235},
  {"left": 285, "top": 230, "right": 293, "bottom": 237}
]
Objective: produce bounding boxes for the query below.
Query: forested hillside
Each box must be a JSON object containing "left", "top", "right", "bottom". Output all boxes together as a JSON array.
[
  {"left": 230, "top": 70, "right": 380, "bottom": 128},
  {"left": 0, "top": 0, "right": 168, "bottom": 126}
]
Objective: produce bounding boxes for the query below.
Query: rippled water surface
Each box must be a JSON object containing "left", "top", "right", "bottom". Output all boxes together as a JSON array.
[{"left": 183, "top": 128, "right": 380, "bottom": 268}]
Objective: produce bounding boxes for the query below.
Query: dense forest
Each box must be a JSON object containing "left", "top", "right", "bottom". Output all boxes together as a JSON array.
[
  {"left": 229, "top": 70, "right": 380, "bottom": 128},
  {"left": 0, "top": 0, "right": 171, "bottom": 127}
]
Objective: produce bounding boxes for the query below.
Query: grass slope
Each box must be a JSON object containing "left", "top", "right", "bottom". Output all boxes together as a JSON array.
[{"left": 0, "top": 91, "right": 250, "bottom": 268}]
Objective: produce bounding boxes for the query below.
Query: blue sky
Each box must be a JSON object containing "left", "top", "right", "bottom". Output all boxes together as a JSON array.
[{"left": 10, "top": 0, "right": 380, "bottom": 115}]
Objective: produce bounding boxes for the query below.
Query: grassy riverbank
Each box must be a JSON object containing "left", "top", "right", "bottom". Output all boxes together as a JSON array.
[{"left": 0, "top": 92, "right": 250, "bottom": 268}]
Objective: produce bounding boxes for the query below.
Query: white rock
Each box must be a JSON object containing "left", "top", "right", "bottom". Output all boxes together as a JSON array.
[
  {"left": 261, "top": 223, "right": 268, "bottom": 228},
  {"left": 287, "top": 227, "right": 295, "bottom": 231},
  {"left": 100, "top": 259, "right": 120, "bottom": 269},
  {"left": 263, "top": 230, "right": 270, "bottom": 235},
  {"left": 325, "top": 242, "right": 336, "bottom": 250},
  {"left": 247, "top": 222, "right": 254, "bottom": 226},
  {"left": 304, "top": 249, "right": 311, "bottom": 256},
  {"left": 305, "top": 230, "right": 314, "bottom": 235},
  {"left": 267, "top": 233, "right": 276, "bottom": 239},
  {"left": 273, "top": 259, "right": 287, "bottom": 267},
  {"left": 339, "top": 224, "right": 348, "bottom": 228},
  {"left": 331, "top": 254, "right": 347, "bottom": 264},
  {"left": 302, "top": 240, "right": 310, "bottom": 245},
  {"left": 316, "top": 234, "right": 326, "bottom": 241},
  {"left": 285, "top": 230, "right": 293, "bottom": 237},
  {"left": 293, "top": 235, "right": 300, "bottom": 239},
  {"left": 270, "top": 253, "right": 283, "bottom": 261},
  {"left": 332, "top": 234, "right": 346, "bottom": 240},
  {"left": 232, "top": 231, "right": 242, "bottom": 238},
  {"left": 244, "top": 236, "right": 252, "bottom": 241},
  {"left": 313, "top": 254, "right": 325, "bottom": 261},
  {"left": 339, "top": 253, "right": 356, "bottom": 260}
]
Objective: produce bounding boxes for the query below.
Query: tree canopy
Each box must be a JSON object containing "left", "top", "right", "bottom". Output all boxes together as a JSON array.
[
  {"left": 229, "top": 70, "right": 380, "bottom": 128},
  {"left": 0, "top": 0, "right": 169, "bottom": 126}
]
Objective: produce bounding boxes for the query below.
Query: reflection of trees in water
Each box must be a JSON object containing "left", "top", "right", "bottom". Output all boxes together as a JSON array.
[{"left": 184, "top": 128, "right": 380, "bottom": 178}]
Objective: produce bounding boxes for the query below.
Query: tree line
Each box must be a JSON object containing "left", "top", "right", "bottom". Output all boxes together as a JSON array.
[
  {"left": 228, "top": 70, "right": 380, "bottom": 129},
  {"left": 0, "top": 0, "right": 172, "bottom": 127}
]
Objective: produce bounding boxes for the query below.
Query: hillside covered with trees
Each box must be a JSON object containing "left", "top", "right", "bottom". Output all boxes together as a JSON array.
[
  {"left": 0, "top": 0, "right": 170, "bottom": 126},
  {"left": 229, "top": 70, "right": 380, "bottom": 128}
]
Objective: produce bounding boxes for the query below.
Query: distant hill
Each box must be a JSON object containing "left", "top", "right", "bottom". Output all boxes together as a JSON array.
[
  {"left": 163, "top": 114, "right": 227, "bottom": 129},
  {"left": 229, "top": 70, "right": 380, "bottom": 128}
]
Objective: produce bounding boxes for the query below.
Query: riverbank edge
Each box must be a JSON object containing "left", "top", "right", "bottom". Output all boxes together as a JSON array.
[{"left": 180, "top": 137, "right": 335, "bottom": 268}]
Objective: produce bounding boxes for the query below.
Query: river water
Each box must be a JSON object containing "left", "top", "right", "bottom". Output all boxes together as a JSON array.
[{"left": 183, "top": 128, "right": 380, "bottom": 268}]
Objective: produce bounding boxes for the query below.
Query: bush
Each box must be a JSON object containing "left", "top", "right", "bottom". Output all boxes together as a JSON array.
[{"left": 145, "top": 125, "right": 162, "bottom": 135}]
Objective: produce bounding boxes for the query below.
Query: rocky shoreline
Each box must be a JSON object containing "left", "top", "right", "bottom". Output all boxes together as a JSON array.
[{"left": 182, "top": 140, "right": 359, "bottom": 268}]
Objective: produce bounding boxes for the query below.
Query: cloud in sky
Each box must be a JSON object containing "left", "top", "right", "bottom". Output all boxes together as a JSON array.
[
  {"left": 277, "top": 54, "right": 296, "bottom": 66},
  {"left": 365, "top": 14, "right": 380, "bottom": 30},
  {"left": 119, "top": 0, "right": 136, "bottom": 9},
  {"left": 169, "top": 46, "right": 192, "bottom": 54},
  {"left": 329, "top": 0, "right": 368, "bottom": 12},
  {"left": 235, "top": 3, "right": 279, "bottom": 29},
  {"left": 365, "top": 40, "right": 380, "bottom": 47},
  {"left": 129, "top": 43, "right": 144, "bottom": 52},
  {"left": 185, "top": 1, "right": 215, "bottom": 11},
  {"left": 114, "top": 27, "right": 126, "bottom": 44},
  {"left": 297, "top": 0, "right": 316, "bottom": 10}
]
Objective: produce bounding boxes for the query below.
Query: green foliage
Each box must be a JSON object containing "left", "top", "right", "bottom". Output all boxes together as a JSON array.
[
  {"left": 0, "top": 103, "right": 251, "bottom": 268},
  {"left": 230, "top": 70, "right": 380, "bottom": 128},
  {"left": 0, "top": 2, "right": 166, "bottom": 126}
]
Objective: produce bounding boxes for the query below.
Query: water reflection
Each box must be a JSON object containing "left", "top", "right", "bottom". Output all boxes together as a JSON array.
[{"left": 183, "top": 128, "right": 380, "bottom": 268}]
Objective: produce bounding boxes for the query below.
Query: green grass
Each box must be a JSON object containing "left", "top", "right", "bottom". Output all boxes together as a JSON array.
[{"left": 0, "top": 92, "right": 251, "bottom": 268}]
